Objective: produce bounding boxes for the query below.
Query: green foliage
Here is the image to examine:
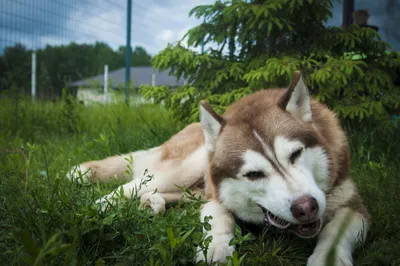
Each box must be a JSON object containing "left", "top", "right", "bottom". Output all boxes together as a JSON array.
[
  {"left": 0, "top": 98, "right": 400, "bottom": 265},
  {"left": 140, "top": 0, "right": 400, "bottom": 124},
  {"left": 0, "top": 44, "right": 31, "bottom": 91},
  {"left": 0, "top": 43, "right": 152, "bottom": 99}
]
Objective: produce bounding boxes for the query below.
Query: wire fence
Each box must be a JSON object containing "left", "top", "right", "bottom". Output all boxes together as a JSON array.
[
  {"left": 2, "top": 0, "right": 114, "bottom": 50},
  {"left": 1, "top": 0, "right": 399, "bottom": 102},
  {"left": 0, "top": 0, "right": 183, "bottom": 55},
  {"left": 0, "top": 0, "right": 195, "bottom": 102}
]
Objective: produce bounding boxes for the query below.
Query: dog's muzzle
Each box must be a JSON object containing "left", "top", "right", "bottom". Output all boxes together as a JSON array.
[{"left": 259, "top": 205, "right": 322, "bottom": 238}]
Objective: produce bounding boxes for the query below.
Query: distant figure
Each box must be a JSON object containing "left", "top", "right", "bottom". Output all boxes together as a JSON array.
[{"left": 354, "top": 10, "right": 379, "bottom": 32}]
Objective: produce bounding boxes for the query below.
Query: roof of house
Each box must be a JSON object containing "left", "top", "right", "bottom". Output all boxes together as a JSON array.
[{"left": 70, "top": 66, "right": 187, "bottom": 87}]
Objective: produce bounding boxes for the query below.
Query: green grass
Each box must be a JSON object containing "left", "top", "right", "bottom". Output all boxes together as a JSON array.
[{"left": 0, "top": 96, "right": 399, "bottom": 265}]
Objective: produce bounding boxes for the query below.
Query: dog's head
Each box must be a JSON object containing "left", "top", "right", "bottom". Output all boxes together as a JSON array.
[{"left": 200, "top": 71, "right": 331, "bottom": 238}]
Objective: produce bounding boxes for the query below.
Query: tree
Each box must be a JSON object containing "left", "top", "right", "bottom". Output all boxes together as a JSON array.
[
  {"left": 140, "top": 0, "right": 400, "bottom": 124},
  {"left": 117, "top": 46, "right": 153, "bottom": 67},
  {"left": 0, "top": 44, "right": 31, "bottom": 94},
  {"left": 0, "top": 42, "right": 153, "bottom": 99}
]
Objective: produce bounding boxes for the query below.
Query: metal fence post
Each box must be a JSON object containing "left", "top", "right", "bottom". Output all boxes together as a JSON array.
[
  {"left": 125, "top": 0, "right": 132, "bottom": 105},
  {"left": 31, "top": 52, "right": 36, "bottom": 101},
  {"left": 104, "top": 64, "right": 109, "bottom": 104},
  {"left": 201, "top": 17, "right": 205, "bottom": 53}
]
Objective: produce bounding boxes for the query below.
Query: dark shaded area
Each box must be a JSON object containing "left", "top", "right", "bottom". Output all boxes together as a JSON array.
[{"left": 342, "top": 0, "right": 355, "bottom": 28}]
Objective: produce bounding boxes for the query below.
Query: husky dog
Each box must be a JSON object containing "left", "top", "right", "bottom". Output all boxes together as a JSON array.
[{"left": 67, "top": 71, "right": 370, "bottom": 265}]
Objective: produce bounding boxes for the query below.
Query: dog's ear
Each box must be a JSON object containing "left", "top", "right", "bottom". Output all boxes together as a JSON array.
[
  {"left": 199, "top": 101, "right": 224, "bottom": 152},
  {"left": 278, "top": 70, "right": 312, "bottom": 122}
]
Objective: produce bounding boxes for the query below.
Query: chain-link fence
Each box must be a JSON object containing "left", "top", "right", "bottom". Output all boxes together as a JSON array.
[
  {"left": 1, "top": 0, "right": 399, "bottom": 102},
  {"left": 0, "top": 0, "right": 195, "bottom": 102}
]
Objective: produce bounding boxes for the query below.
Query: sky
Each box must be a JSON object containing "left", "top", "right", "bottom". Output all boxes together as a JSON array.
[{"left": 1, "top": 0, "right": 399, "bottom": 56}]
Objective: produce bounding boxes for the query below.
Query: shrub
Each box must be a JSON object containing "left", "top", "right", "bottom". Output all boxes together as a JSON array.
[{"left": 140, "top": 0, "right": 400, "bottom": 124}]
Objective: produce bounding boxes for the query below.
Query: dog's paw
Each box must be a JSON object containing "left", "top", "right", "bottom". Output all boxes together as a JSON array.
[
  {"left": 95, "top": 195, "right": 110, "bottom": 212},
  {"left": 95, "top": 192, "right": 117, "bottom": 212},
  {"left": 196, "top": 233, "right": 234, "bottom": 264},
  {"left": 140, "top": 192, "right": 166, "bottom": 215},
  {"left": 66, "top": 165, "right": 92, "bottom": 184},
  {"left": 307, "top": 248, "right": 352, "bottom": 266}
]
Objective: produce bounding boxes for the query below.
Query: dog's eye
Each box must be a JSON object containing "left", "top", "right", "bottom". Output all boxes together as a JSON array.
[
  {"left": 244, "top": 171, "right": 265, "bottom": 180},
  {"left": 290, "top": 148, "right": 303, "bottom": 164}
]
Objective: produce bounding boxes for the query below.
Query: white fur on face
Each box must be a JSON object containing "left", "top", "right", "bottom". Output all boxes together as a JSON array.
[
  {"left": 238, "top": 150, "right": 273, "bottom": 177},
  {"left": 218, "top": 135, "right": 329, "bottom": 224}
]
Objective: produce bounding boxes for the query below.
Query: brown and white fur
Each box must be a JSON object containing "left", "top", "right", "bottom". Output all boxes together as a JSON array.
[{"left": 67, "top": 71, "right": 370, "bottom": 266}]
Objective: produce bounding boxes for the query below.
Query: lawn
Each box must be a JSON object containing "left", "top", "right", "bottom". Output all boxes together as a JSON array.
[{"left": 0, "top": 96, "right": 399, "bottom": 265}]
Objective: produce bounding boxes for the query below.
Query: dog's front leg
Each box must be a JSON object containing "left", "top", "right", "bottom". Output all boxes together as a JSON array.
[
  {"left": 307, "top": 207, "right": 369, "bottom": 266},
  {"left": 196, "top": 200, "right": 235, "bottom": 264}
]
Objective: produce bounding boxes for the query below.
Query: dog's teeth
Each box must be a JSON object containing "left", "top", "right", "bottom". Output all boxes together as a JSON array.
[
  {"left": 264, "top": 218, "right": 271, "bottom": 227},
  {"left": 301, "top": 226, "right": 309, "bottom": 232},
  {"left": 264, "top": 210, "right": 291, "bottom": 229}
]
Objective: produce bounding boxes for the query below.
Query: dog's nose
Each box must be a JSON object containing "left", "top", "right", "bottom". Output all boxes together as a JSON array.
[{"left": 290, "top": 195, "right": 319, "bottom": 222}]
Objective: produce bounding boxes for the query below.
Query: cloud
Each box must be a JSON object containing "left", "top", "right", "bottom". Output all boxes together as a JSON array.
[
  {"left": 25, "top": 0, "right": 215, "bottom": 55},
  {"left": 157, "top": 29, "right": 175, "bottom": 43},
  {"left": 131, "top": 0, "right": 215, "bottom": 54},
  {"left": 65, "top": 3, "right": 126, "bottom": 49},
  {"left": 0, "top": 0, "right": 72, "bottom": 36},
  {"left": 0, "top": 0, "right": 79, "bottom": 51}
]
